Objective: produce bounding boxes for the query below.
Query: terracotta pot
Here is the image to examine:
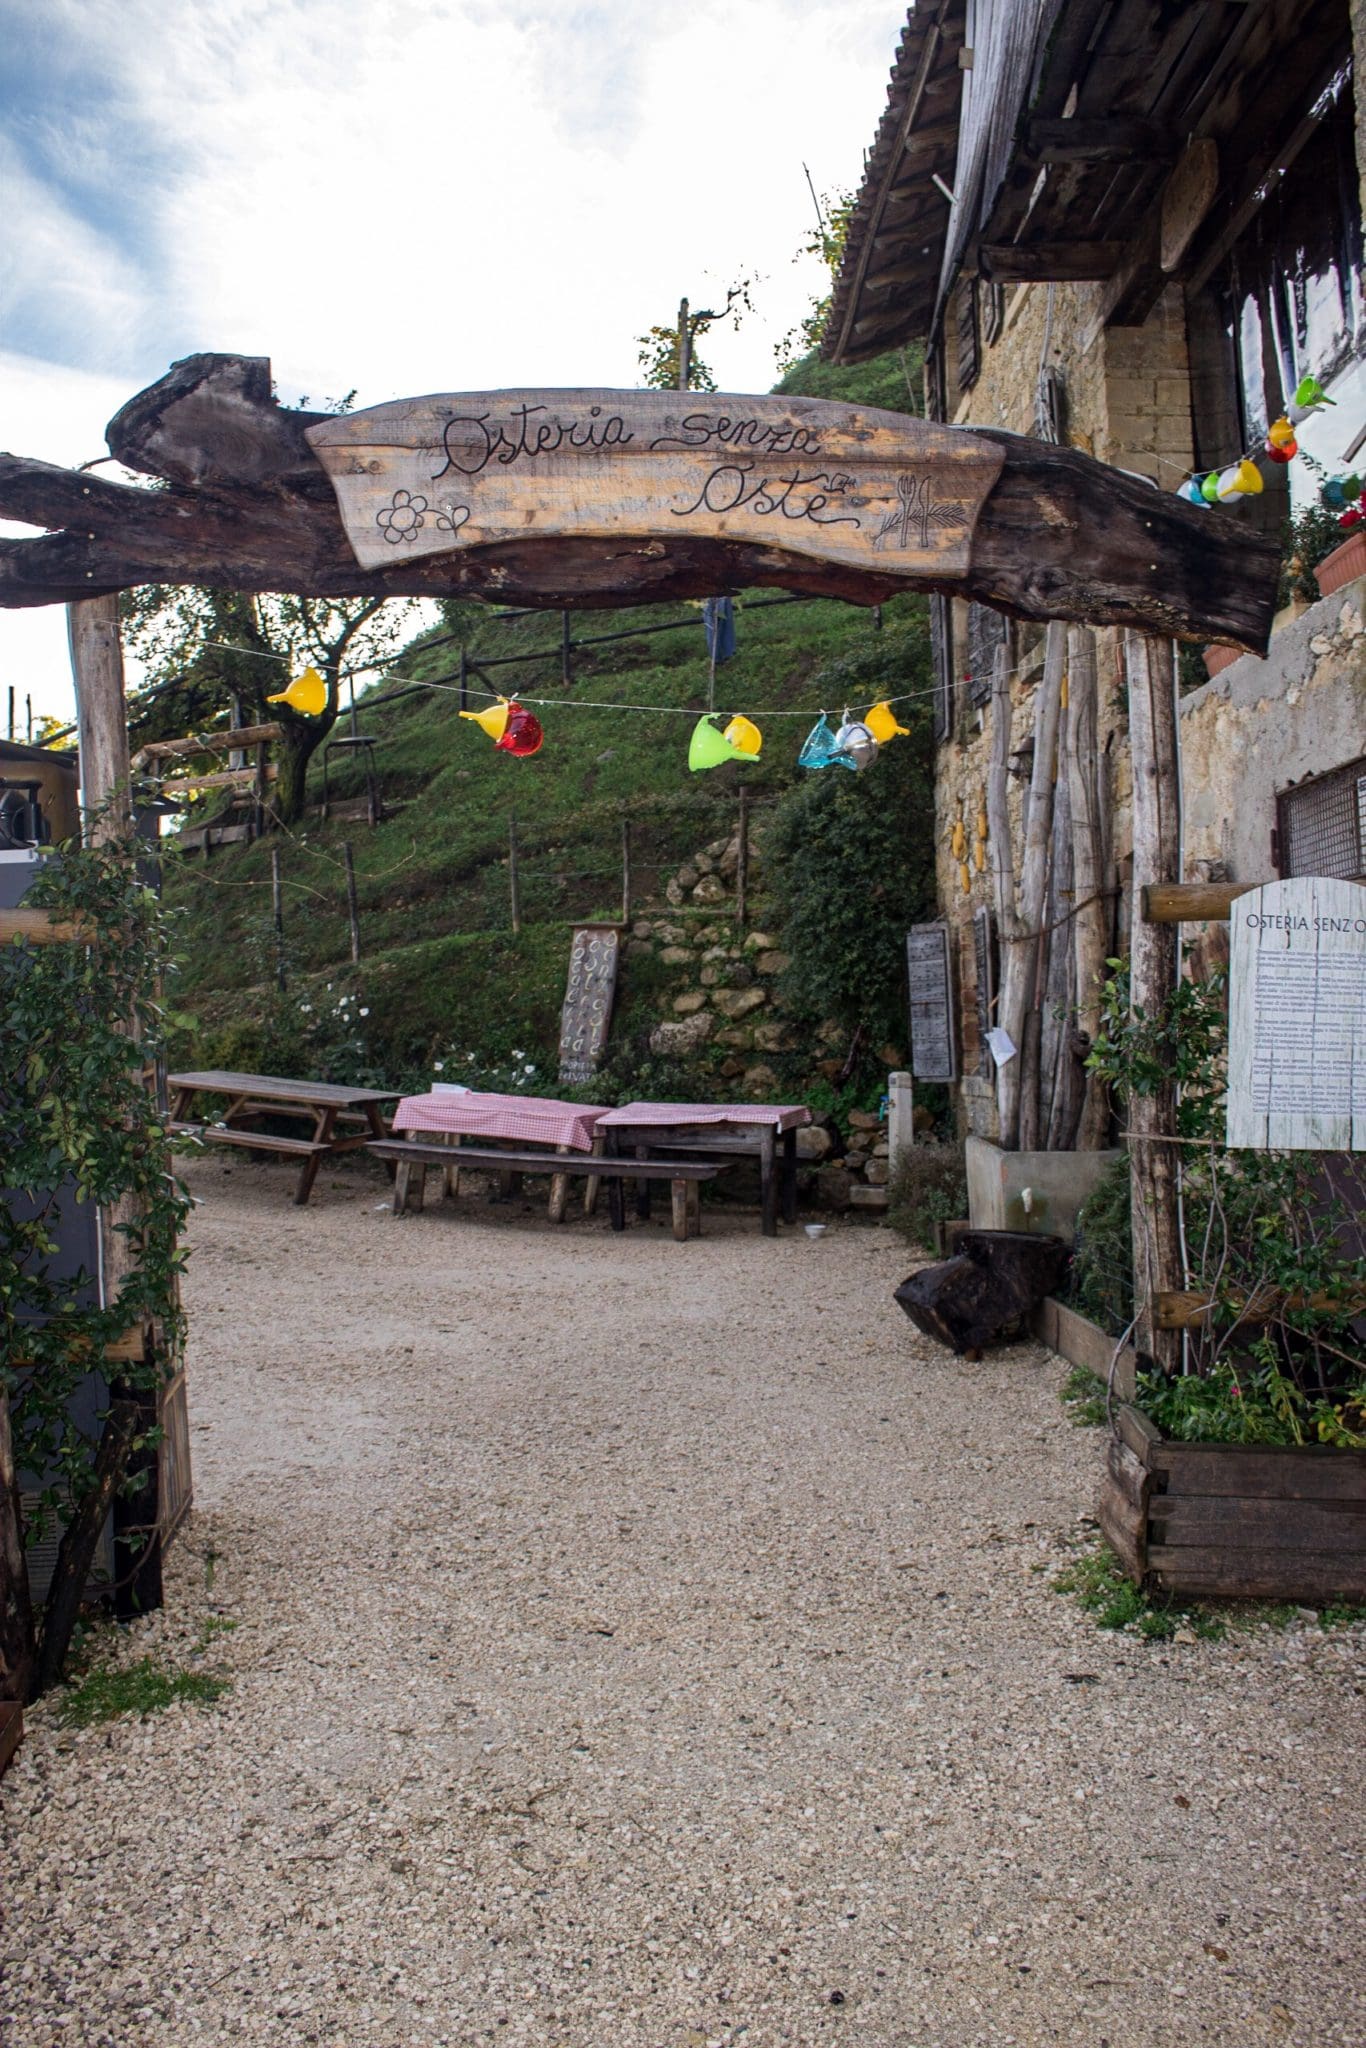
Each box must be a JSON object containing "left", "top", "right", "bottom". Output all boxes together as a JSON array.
[
  {"left": 1203, "top": 643, "right": 1241, "bottom": 679},
  {"left": 1313, "top": 528, "right": 1366, "bottom": 596}
]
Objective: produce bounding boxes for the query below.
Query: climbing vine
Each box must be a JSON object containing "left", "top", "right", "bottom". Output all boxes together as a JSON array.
[{"left": 1, "top": 832, "right": 191, "bottom": 1692}]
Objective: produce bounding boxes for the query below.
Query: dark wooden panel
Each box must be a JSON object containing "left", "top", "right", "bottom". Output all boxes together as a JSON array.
[
  {"left": 1098, "top": 1474, "right": 1148, "bottom": 1582},
  {"left": 1147, "top": 1545, "right": 1366, "bottom": 1600},
  {"left": 0, "top": 1699, "right": 22, "bottom": 1779},
  {"left": 1150, "top": 1495, "right": 1366, "bottom": 1552},
  {"left": 1107, "top": 1437, "right": 1153, "bottom": 1514},
  {"left": 1154, "top": 1444, "right": 1366, "bottom": 1501},
  {"left": 1116, "top": 1403, "right": 1162, "bottom": 1462},
  {"left": 157, "top": 1368, "right": 193, "bottom": 1545}
]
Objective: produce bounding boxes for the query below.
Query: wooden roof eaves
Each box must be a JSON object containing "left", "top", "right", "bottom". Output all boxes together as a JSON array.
[{"left": 822, "top": 2, "right": 967, "bottom": 365}]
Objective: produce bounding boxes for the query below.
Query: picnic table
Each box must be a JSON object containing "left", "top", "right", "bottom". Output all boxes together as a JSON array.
[
  {"left": 598, "top": 1101, "right": 812, "bottom": 1237},
  {"left": 168, "top": 1071, "right": 398, "bottom": 1206},
  {"left": 385, "top": 1088, "right": 610, "bottom": 1222},
  {"left": 374, "top": 1090, "right": 737, "bottom": 1238}
]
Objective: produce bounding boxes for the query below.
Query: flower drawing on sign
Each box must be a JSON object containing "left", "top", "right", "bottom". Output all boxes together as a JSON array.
[
  {"left": 873, "top": 472, "right": 968, "bottom": 552},
  {"left": 376, "top": 489, "right": 428, "bottom": 545},
  {"left": 435, "top": 501, "right": 471, "bottom": 537}
]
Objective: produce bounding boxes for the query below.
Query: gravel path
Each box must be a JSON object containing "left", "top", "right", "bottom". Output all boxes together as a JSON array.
[{"left": 3, "top": 1157, "right": 1363, "bottom": 2048}]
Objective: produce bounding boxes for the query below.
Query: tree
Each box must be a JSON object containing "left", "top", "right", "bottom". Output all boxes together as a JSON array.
[
  {"left": 637, "top": 281, "right": 755, "bottom": 392},
  {"left": 119, "top": 586, "right": 418, "bottom": 824},
  {"left": 774, "top": 184, "right": 855, "bottom": 375}
]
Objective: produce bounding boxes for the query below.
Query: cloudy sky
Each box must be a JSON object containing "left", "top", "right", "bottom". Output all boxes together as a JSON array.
[{"left": 0, "top": 0, "right": 906, "bottom": 726}]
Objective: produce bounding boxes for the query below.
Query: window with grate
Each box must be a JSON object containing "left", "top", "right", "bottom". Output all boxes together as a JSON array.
[
  {"left": 930, "top": 594, "right": 954, "bottom": 743},
  {"left": 966, "top": 601, "right": 1008, "bottom": 710},
  {"left": 1277, "top": 756, "right": 1366, "bottom": 879}
]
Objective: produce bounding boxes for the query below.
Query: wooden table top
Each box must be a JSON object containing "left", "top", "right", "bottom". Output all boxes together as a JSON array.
[{"left": 169, "top": 1071, "right": 399, "bottom": 1106}]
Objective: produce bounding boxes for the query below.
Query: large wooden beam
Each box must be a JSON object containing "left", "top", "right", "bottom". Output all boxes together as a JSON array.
[
  {"left": 1142, "top": 881, "right": 1262, "bottom": 923},
  {"left": 1025, "top": 117, "right": 1176, "bottom": 164},
  {"left": 0, "top": 354, "right": 1279, "bottom": 650},
  {"left": 979, "top": 241, "right": 1126, "bottom": 282}
]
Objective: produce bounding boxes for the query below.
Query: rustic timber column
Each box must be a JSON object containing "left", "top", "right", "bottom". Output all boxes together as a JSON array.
[
  {"left": 69, "top": 595, "right": 133, "bottom": 845},
  {"left": 1123, "top": 631, "right": 1183, "bottom": 1373},
  {"left": 1066, "top": 626, "right": 1112, "bottom": 1149}
]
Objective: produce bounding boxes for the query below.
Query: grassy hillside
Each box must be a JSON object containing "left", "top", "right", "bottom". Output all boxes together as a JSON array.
[{"left": 161, "top": 352, "right": 936, "bottom": 1104}]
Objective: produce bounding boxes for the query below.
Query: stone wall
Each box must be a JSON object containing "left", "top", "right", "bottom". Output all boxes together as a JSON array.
[
  {"left": 620, "top": 832, "right": 896, "bottom": 1209},
  {"left": 1180, "top": 578, "right": 1366, "bottom": 884}
]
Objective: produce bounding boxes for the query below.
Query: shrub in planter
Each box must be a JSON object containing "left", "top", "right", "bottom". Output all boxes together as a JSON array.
[
  {"left": 886, "top": 1143, "right": 968, "bottom": 1251},
  {"left": 1089, "top": 965, "right": 1366, "bottom": 1599}
]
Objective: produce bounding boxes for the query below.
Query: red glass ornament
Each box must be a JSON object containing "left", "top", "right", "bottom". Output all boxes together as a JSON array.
[
  {"left": 1337, "top": 507, "right": 1363, "bottom": 529},
  {"left": 1263, "top": 436, "right": 1296, "bottom": 464},
  {"left": 495, "top": 703, "right": 545, "bottom": 756}
]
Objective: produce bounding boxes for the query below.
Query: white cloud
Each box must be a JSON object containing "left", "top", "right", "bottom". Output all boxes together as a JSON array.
[{"left": 0, "top": 0, "right": 907, "bottom": 719}]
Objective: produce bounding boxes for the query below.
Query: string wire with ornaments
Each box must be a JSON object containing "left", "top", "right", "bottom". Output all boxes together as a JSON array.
[{"left": 1175, "top": 375, "right": 1366, "bottom": 524}]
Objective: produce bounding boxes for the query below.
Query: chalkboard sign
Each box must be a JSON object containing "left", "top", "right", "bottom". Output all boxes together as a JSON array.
[
  {"left": 558, "top": 926, "right": 620, "bottom": 1086},
  {"left": 906, "top": 923, "right": 958, "bottom": 1082},
  {"left": 1227, "top": 876, "right": 1366, "bottom": 1150}
]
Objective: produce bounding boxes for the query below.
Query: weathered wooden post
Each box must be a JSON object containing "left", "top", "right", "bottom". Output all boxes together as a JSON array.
[
  {"left": 1124, "top": 631, "right": 1184, "bottom": 1372},
  {"left": 1066, "top": 625, "right": 1113, "bottom": 1149},
  {"left": 620, "top": 819, "right": 632, "bottom": 927},
  {"left": 887, "top": 1071, "right": 916, "bottom": 1174},
  {"left": 508, "top": 813, "right": 521, "bottom": 936},
  {"left": 271, "top": 845, "right": 287, "bottom": 989},
  {"left": 736, "top": 786, "right": 750, "bottom": 931},
  {"left": 342, "top": 841, "right": 361, "bottom": 964}
]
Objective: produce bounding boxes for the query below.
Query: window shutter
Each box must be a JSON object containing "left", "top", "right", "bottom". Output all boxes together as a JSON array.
[{"left": 956, "top": 280, "right": 981, "bottom": 395}]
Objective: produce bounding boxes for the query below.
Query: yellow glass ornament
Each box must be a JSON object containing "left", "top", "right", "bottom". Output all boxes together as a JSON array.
[
  {"left": 459, "top": 698, "right": 512, "bottom": 741},
  {"left": 267, "top": 666, "right": 327, "bottom": 717},
  {"left": 864, "top": 700, "right": 910, "bottom": 744},
  {"left": 722, "top": 714, "right": 762, "bottom": 757}
]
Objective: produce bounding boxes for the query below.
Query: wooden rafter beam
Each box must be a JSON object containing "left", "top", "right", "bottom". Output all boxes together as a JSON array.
[
  {"left": 0, "top": 353, "right": 1280, "bottom": 650},
  {"left": 979, "top": 240, "right": 1126, "bottom": 282}
]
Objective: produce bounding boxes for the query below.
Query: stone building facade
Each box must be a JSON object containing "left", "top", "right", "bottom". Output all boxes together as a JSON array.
[{"left": 827, "top": 0, "right": 1366, "bottom": 1146}]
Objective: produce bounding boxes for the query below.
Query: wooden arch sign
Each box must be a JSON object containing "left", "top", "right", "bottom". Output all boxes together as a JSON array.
[{"left": 0, "top": 354, "right": 1277, "bottom": 647}]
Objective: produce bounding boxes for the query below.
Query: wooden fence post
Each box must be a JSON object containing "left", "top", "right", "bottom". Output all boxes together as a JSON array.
[
  {"left": 508, "top": 813, "right": 521, "bottom": 936},
  {"left": 1124, "top": 631, "right": 1184, "bottom": 1372},
  {"left": 621, "top": 819, "right": 632, "bottom": 927},
  {"left": 342, "top": 841, "right": 361, "bottom": 964},
  {"left": 271, "top": 845, "right": 287, "bottom": 989},
  {"left": 736, "top": 786, "right": 749, "bottom": 931},
  {"left": 561, "top": 609, "right": 572, "bottom": 688}
]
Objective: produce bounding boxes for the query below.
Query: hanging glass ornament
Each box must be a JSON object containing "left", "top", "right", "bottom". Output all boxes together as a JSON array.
[
  {"left": 833, "top": 713, "right": 879, "bottom": 772},
  {"left": 1292, "top": 374, "right": 1334, "bottom": 414},
  {"left": 688, "top": 716, "right": 736, "bottom": 771},
  {"left": 495, "top": 703, "right": 544, "bottom": 756},
  {"left": 1216, "top": 458, "right": 1263, "bottom": 499},
  {"left": 798, "top": 715, "right": 854, "bottom": 770},
  {"left": 722, "top": 714, "right": 762, "bottom": 757},
  {"left": 267, "top": 666, "right": 328, "bottom": 716},
  {"left": 459, "top": 697, "right": 512, "bottom": 741},
  {"left": 1200, "top": 471, "right": 1222, "bottom": 503},
  {"left": 864, "top": 700, "right": 910, "bottom": 743},
  {"left": 1177, "top": 476, "right": 1209, "bottom": 506}
]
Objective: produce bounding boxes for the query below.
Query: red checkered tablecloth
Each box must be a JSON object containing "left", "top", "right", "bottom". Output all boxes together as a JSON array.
[
  {"left": 599, "top": 1101, "right": 811, "bottom": 1132},
  {"left": 393, "top": 1090, "right": 609, "bottom": 1153}
]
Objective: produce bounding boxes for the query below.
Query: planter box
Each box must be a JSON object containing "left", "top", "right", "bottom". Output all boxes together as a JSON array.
[
  {"left": 1100, "top": 1404, "right": 1366, "bottom": 1601},
  {"left": 966, "top": 1137, "right": 1123, "bottom": 1245},
  {"left": 1313, "top": 529, "right": 1366, "bottom": 597}
]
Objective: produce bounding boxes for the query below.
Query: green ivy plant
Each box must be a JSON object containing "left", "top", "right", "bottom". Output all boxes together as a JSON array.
[
  {"left": 1, "top": 831, "right": 192, "bottom": 1694},
  {"left": 1087, "top": 963, "right": 1366, "bottom": 1446}
]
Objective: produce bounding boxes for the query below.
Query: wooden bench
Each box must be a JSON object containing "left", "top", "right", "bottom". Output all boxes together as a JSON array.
[
  {"left": 168, "top": 1072, "right": 397, "bottom": 1205},
  {"left": 368, "top": 1138, "right": 729, "bottom": 1240}
]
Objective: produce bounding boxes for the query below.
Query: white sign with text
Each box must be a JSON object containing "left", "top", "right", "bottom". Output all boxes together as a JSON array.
[{"left": 1226, "top": 876, "right": 1366, "bottom": 1150}]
